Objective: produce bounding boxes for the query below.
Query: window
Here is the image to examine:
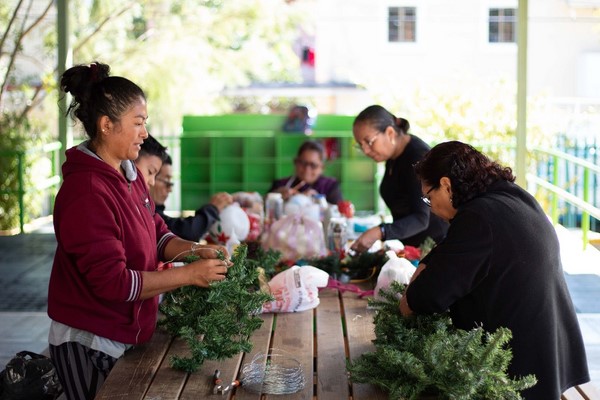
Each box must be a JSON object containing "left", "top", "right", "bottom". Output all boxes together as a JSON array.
[
  {"left": 389, "top": 7, "right": 416, "bottom": 42},
  {"left": 489, "top": 8, "right": 517, "bottom": 43}
]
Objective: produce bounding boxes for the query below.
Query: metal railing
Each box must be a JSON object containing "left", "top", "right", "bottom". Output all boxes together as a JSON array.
[
  {"left": 0, "top": 141, "right": 62, "bottom": 234},
  {"left": 2, "top": 138, "right": 598, "bottom": 250},
  {"left": 528, "top": 146, "right": 600, "bottom": 249}
]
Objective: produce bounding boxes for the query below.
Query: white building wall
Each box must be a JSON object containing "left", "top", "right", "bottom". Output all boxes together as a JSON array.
[{"left": 314, "top": 0, "right": 600, "bottom": 100}]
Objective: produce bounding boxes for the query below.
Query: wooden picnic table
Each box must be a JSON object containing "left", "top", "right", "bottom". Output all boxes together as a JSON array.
[
  {"left": 94, "top": 284, "right": 600, "bottom": 400},
  {"left": 95, "top": 287, "right": 387, "bottom": 400}
]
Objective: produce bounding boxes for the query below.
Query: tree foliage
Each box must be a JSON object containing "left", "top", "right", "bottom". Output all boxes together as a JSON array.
[
  {"left": 1, "top": 0, "right": 307, "bottom": 229},
  {"left": 1, "top": 0, "right": 54, "bottom": 231},
  {"left": 65, "top": 0, "right": 307, "bottom": 134}
]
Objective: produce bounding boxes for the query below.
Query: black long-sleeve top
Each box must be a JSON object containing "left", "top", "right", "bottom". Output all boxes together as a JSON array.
[
  {"left": 155, "top": 203, "right": 219, "bottom": 242},
  {"left": 407, "top": 180, "right": 589, "bottom": 399},
  {"left": 379, "top": 135, "right": 448, "bottom": 246}
]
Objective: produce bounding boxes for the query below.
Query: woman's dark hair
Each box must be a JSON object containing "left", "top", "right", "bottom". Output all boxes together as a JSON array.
[
  {"left": 60, "top": 61, "right": 146, "bottom": 139},
  {"left": 139, "top": 134, "right": 168, "bottom": 163},
  {"left": 297, "top": 140, "right": 325, "bottom": 161},
  {"left": 414, "top": 141, "right": 515, "bottom": 207},
  {"left": 353, "top": 105, "right": 410, "bottom": 136}
]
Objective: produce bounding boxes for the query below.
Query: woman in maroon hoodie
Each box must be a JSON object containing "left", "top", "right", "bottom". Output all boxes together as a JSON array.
[{"left": 47, "top": 62, "right": 231, "bottom": 400}]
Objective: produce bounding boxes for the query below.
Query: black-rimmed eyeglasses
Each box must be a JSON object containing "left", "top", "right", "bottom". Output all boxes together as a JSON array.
[
  {"left": 294, "top": 159, "right": 322, "bottom": 170},
  {"left": 156, "top": 178, "right": 174, "bottom": 188},
  {"left": 353, "top": 132, "right": 382, "bottom": 152},
  {"left": 421, "top": 186, "right": 436, "bottom": 207}
]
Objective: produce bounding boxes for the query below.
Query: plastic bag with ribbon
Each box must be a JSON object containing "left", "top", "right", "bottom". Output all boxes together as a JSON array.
[
  {"left": 0, "top": 351, "right": 62, "bottom": 400},
  {"left": 261, "top": 265, "right": 329, "bottom": 313},
  {"left": 373, "top": 250, "right": 416, "bottom": 302},
  {"left": 262, "top": 214, "right": 327, "bottom": 262}
]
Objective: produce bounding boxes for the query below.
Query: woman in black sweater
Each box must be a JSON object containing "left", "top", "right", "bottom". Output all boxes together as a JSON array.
[
  {"left": 401, "top": 141, "right": 589, "bottom": 399},
  {"left": 351, "top": 105, "right": 448, "bottom": 251}
]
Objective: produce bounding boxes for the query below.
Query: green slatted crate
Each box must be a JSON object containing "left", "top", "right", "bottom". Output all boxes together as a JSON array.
[{"left": 180, "top": 114, "right": 380, "bottom": 212}]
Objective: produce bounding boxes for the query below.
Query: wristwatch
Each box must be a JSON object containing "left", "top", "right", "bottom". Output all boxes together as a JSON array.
[{"left": 379, "top": 224, "right": 386, "bottom": 241}]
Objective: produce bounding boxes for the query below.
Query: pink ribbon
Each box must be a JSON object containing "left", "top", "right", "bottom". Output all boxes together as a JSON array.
[{"left": 321, "top": 278, "right": 374, "bottom": 298}]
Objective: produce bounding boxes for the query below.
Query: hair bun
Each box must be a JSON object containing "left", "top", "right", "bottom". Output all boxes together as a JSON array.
[
  {"left": 89, "top": 62, "right": 110, "bottom": 83},
  {"left": 397, "top": 117, "right": 410, "bottom": 133}
]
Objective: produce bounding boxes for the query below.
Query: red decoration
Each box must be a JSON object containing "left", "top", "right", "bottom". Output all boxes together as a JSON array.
[{"left": 337, "top": 200, "right": 355, "bottom": 218}]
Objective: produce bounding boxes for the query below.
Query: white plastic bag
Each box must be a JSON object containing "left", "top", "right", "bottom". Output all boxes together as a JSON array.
[
  {"left": 374, "top": 250, "right": 416, "bottom": 301},
  {"left": 261, "top": 265, "right": 329, "bottom": 313},
  {"left": 262, "top": 214, "right": 327, "bottom": 261},
  {"left": 208, "top": 203, "right": 250, "bottom": 244}
]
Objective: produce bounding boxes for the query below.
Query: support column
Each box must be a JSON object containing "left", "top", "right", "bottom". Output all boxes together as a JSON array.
[
  {"left": 57, "top": 0, "right": 72, "bottom": 170},
  {"left": 516, "top": 0, "right": 528, "bottom": 188}
]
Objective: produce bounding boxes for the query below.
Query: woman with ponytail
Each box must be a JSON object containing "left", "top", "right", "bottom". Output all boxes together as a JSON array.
[
  {"left": 48, "top": 62, "right": 231, "bottom": 399},
  {"left": 350, "top": 105, "right": 448, "bottom": 252}
]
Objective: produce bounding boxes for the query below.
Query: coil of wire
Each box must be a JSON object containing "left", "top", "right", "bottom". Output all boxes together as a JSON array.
[{"left": 240, "top": 350, "right": 305, "bottom": 395}]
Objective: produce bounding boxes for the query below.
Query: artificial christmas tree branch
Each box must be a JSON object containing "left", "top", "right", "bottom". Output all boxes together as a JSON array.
[
  {"left": 159, "top": 244, "right": 273, "bottom": 373},
  {"left": 347, "top": 281, "right": 536, "bottom": 399}
]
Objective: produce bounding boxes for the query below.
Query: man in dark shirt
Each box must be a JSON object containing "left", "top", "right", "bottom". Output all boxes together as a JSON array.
[{"left": 151, "top": 155, "right": 232, "bottom": 242}]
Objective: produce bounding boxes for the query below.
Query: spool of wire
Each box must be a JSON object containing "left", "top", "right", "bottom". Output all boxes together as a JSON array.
[{"left": 240, "top": 350, "right": 305, "bottom": 394}]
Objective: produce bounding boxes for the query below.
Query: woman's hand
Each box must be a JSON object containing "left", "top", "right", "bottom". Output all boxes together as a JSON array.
[
  {"left": 399, "top": 294, "right": 413, "bottom": 316},
  {"left": 139, "top": 255, "right": 231, "bottom": 299},
  {"left": 210, "top": 192, "right": 233, "bottom": 211},
  {"left": 192, "top": 243, "right": 233, "bottom": 265},
  {"left": 399, "top": 263, "right": 426, "bottom": 316},
  {"left": 185, "top": 258, "right": 230, "bottom": 287},
  {"left": 273, "top": 180, "right": 306, "bottom": 200},
  {"left": 274, "top": 186, "right": 294, "bottom": 200},
  {"left": 350, "top": 226, "right": 382, "bottom": 253}
]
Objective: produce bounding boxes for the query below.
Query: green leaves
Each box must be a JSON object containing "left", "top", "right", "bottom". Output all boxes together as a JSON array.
[
  {"left": 347, "top": 281, "right": 537, "bottom": 400},
  {"left": 159, "top": 244, "right": 273, "bottom": 373}
]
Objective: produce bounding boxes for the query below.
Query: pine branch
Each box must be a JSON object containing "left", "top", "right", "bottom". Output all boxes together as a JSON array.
[
  {"left": 303, "top": 250, "right": 388, "bottom": 280},
  {"left": 159, "top": 244, "right": 273, "bottom": 373},
  {"left": 347, "top": 281, "right": 537, "bottom": 399}
]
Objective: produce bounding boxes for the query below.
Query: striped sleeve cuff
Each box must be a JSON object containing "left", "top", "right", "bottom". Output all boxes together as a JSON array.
[
  {"left": 127, "top": 270, "right": 142, "bottom": 301},
  {"left": 157, "top": 232, "right": 176, "bottom": 259}
]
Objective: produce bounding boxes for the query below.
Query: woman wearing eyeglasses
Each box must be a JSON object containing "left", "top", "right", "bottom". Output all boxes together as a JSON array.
[
  {"left": 400, "top": 141, "right": 589, "bottom": 399},
  {"left": 268, "top": 140, "right": 343, "bottom": 204},
  {"left": 350, "top": 105, "right": 448, "bottom": 252}
]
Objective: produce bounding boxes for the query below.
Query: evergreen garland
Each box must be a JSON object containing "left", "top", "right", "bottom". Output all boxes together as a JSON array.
[
  {"left": 301, "top": 250, "right": 388, "bottom": 280},
  {"left": 158, "top": 244, "right": 274, "bottom": 373},
  {"left": 245, "top": 240, "right": 281, "bottom": 278},
  {"left": 347, "top": 281, "right": 537, "bottom": 399}
]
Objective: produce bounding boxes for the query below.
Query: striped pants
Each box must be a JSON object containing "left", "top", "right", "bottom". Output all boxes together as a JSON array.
[{"left": 49, "top": 342, "right": 118, "bottom": 400}]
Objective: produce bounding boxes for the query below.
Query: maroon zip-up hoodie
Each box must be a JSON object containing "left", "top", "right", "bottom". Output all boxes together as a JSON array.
[{"left": 48, "top": 144, "right": 175, "bottom": 344}]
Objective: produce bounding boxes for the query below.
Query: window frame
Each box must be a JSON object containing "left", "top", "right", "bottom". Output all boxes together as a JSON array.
[
  {"left": 388, "top": 6, "right": 417, "bottom": 43},
  {"left": 488, "top": 7, "right": 517, "bottom": 43}
]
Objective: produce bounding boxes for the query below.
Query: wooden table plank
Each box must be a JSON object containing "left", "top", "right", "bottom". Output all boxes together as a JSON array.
[
  {"left": 143, "top": 337, "right": 189, "bottom": 400},
  {"left": 342, "top": 292, "right": 387, "bottom": 400},
  {"left": 315, "top": 289, "right": 350, "bottom": 400},
  {"left": 234, "top": 314, "right": 274, "bottom": 400},
  {"left": 95, "top": 328, "right": 173, "bottom": 400},
  {"left": 180, "top": 354, "right": 243, "bottom": 400},
  {"left": 266, "top": 310, "right": 314, "bottom": 400}
]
